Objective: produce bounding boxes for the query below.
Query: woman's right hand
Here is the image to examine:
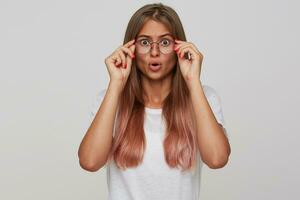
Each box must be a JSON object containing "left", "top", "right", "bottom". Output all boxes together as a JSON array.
[{"left": 105, "top": 39, "right": 135, "bottom": 88}]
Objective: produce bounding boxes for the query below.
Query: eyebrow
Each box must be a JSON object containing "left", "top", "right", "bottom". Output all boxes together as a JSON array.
[{"left": 136, "top": 33, "right": 173, "bottom": 39}]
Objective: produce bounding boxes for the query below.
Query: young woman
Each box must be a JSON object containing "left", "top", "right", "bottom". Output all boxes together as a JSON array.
[{"left": 78, "top": 3, "right": 231, "bottom": 200}]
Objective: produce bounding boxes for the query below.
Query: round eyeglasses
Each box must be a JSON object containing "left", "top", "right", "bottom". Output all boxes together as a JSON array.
[{"left": 135, "top": 38, "right": 175, "bottom": 54}]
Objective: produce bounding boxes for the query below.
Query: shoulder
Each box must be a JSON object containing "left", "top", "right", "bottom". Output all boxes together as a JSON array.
[
  {"left": 95, "top": 88, "right": 107, "bottom": 101},
  {"left": 202, "top": 84, "right": 219, "bottom": 100},
  {"left": 201, "top": 84, "right": 223, "bottom": 112},
  {"left": 90, "top": 88, "right": 107, "bottom": 116},
  {"left": 201, "top": 84, "right": 228, "bottom": 137}
]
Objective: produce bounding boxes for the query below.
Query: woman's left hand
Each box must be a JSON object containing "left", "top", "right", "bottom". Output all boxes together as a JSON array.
[{"left": 174, "top": 39, "right": 203, "bottom": 87}]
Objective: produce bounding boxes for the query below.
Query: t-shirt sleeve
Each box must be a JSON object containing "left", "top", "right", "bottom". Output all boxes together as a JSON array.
[
  {"left": 87, "top": 88, "right": 118, "bottom": 140},
  {"left": 88, "top": 88, "right": 107, "bottom": 124},
  {"left": 203, "top": 85, "right": 229, "bottom": 140}
]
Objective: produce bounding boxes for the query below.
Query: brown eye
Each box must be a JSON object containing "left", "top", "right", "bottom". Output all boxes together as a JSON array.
[
  {"left": 140, "top": 39, "right": 150, "bottom": 46},
  {"left": 160, "top": 39, "right": 170, "bottom": 46}
]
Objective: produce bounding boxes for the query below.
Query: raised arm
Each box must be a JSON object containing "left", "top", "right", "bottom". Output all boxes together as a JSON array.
[{"left": 78, "top": 39, "right": 135, "bottom": 172}]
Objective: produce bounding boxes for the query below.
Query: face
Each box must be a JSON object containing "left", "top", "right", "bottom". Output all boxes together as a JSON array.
[{"left": 135, "top": 19, "right": 177, "bottom": 80}]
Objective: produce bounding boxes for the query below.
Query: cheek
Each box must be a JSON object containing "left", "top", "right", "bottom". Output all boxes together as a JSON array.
[
  {"left": 165, "top": 53, "right": 177, "bottom": 68},
  {"left": 135, "top": 57, "right": 147, "bottom": 71},
  {"left": 136, "top": 54, "right": 146, "bottom": 63}
]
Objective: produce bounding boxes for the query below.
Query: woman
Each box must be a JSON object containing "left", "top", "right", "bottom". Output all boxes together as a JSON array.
[{"left": 78, "top": 3, "right": 231, "bottom": 200}]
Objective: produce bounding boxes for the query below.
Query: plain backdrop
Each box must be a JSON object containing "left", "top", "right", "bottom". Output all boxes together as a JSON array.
[{"left": 1, "top": 0, "right": 299, "bottom": 199}]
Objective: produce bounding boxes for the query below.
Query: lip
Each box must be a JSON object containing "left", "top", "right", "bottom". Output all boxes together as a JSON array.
[
  {"left": 149, "top": 63, "right": 162, "bottom": 72},
  {"left": 149, "top": 61, "right": 162, "bottom": 65}
]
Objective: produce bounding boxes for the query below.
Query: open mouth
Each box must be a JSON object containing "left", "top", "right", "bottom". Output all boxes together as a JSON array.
[
  {"left": 149, "top": 63, "right": 161, "bottom": 72},
  {"left": 151, "top": 63, "right": 160, "bottom": 67}
]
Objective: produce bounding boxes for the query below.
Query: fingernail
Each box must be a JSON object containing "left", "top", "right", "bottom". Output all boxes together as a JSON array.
[{"left": 132, "top": 54, "right": 135, "bottom": 59}]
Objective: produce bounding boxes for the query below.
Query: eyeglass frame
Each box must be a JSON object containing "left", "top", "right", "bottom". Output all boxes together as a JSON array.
[{"left": 135, "top": 37, "right": 175, "bottom": 54}]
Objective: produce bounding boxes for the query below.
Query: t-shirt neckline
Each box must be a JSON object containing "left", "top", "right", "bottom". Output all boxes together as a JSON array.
[{"left": 145, "top": 107, "right": 162, "bottom": 114}]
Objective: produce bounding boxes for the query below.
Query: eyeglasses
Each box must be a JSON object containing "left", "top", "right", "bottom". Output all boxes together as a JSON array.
[{"left": 135, "top": 38, "right": 175, "bottom": 54}]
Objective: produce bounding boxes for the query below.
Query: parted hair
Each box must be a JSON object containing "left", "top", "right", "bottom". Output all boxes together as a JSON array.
[{"left": 106, "top": 3, "right": 198, "bottom": 172}]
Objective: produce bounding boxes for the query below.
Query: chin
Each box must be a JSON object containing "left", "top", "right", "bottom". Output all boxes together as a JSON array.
[{"left": 147, "top": 69, "right": 174, "bottom": 81}]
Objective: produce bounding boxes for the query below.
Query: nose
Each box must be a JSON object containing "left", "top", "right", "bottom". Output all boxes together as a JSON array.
[{"left": 150, "top": 43, "right": 160, "bottom": 57}]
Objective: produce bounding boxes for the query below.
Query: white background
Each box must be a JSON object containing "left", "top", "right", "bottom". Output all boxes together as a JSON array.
[{"left": 1, "top": 0, "right": 299, "bottom": 199}]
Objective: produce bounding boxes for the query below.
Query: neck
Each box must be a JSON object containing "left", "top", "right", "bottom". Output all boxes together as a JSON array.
[{"left": 141, "top": 74, "right": 172, "bottom": 108}]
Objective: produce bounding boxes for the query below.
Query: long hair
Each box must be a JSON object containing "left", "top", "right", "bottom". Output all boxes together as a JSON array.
[{"left": 106, "top": 3, "right": 198, "bottom": 172}]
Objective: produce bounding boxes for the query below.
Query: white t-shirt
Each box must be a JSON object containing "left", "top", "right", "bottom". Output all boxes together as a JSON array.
[{"left": 88, "top": 84, "right": 229, "bottom": 200}]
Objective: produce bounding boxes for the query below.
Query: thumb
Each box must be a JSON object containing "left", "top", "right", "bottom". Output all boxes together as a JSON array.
[
  {"left": 127, "top": 45, "right": 136, "bottom": 67},
  {"left": 129, "top": 44, "right": 135, "bottom": 54}
]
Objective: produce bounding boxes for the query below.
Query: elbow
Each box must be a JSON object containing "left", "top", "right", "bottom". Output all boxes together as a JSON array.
[
  {"left": 206, "top": 155, "right": 230, "bottom": 169},
  {"left": 79, "top": 159, "right": 103, "bottom": 172},
  {"left": 78, "top": 147, "right": 106, "bottom": 172},
  {"left": 207, "top": 139, "right": 231, "bottom": 169},
  {"left": 78, "top": 154, "right": 106, "bottom": 172}
]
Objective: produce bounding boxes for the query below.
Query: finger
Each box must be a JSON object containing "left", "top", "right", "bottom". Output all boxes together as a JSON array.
[
  {"left": 112, "top": 54, "right": 122, "bottom": 66},
  {"left": 187, "top": 43, "right": 200, "bottom": 54},
  {"left": 179, "top": 46, "right": 193, "bottom": 59},
  {"left": 174, "top": 39, "right": 185, "bottom": 44},
  {"left": 179, "top": 46, "right": 197, "bottom": 60},
  {"left": 125, "top": 52, "right": 131, "bottom": 69},
  {"left": 120, "top": 46, "right": 135, "bottom": 58},
  {"left": 177, "top": 44, "right": 199, "bottom": 57},
  {"left": 124, "top": 39, "right": 135, "bottom": 48},
  {"left": 174, "top": 43, "right": 189, "bottom": 57},
  {"left": 129, "top": 44, "right": 136, "bottom": 54},
  {"left": 174, "top": 42, "right": 188, "bottom": 52},
  {"left": 174, "top": 40, "right": 200, "bottom": 54},
  {"left": 118, "top": 51, "right": 126, "bottom": 68}
]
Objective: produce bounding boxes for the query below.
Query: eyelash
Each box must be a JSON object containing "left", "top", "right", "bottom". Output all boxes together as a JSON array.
[{"left": 139, "top": 38, "right": 171, "bottom": 44}]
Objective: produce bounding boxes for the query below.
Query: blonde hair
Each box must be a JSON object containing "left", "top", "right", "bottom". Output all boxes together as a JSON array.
[{"left": 107, "top": 3, "right": 198, "bottom": 172}]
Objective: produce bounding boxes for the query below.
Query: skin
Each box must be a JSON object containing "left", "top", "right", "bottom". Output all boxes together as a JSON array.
[
  {"left": 78, "top": 19, "right": 231, "bottom": 172},
  {"left": 134, "top": 19, "right": 231, "bottom": 168},
  {"left": 175, "top": 40, "right": 231, "bottom": 168},
  {"left": 135, "top": 20, "right": 177, "bottom": 108}
]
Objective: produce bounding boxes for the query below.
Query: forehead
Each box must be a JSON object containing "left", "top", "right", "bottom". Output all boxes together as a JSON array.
[{"left": 137, "top": 20, "right": 172, "bottom": 39}]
